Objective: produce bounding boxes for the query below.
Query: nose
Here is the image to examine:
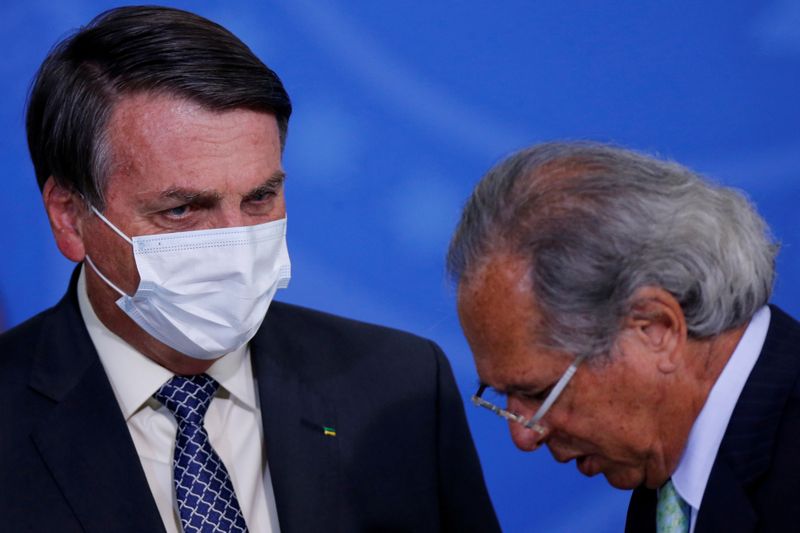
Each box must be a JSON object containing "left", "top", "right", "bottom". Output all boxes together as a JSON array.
[
  {"left": 215, "top": 208, "right": 247, "bottom": 229},
  {"left": 507, "top": 396, "right": 550, "bottom": 452}
]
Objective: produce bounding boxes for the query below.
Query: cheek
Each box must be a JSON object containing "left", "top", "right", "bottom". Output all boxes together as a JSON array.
[
  {"left": 114, "top": 247, "right": 141, "bottom": 292},
  {"left": 547, "top": 400, "right": 626, "bottom": 455},
  {"left": 86, "top": 225, "right": 140, "bottom": 293},
  {"left": 576, "top": 417, "right": 653, "bottom": 465},
  {"left": 594, "top": 393, "right": 661, "bottom": 455}
]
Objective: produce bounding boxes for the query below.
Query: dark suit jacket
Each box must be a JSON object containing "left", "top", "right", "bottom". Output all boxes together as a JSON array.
[
  {"left": 0, "top": 270, "right": 500, "bottom": 532},
  {"left": 626, "top": 305, "right": 800, "bottom": 533}
]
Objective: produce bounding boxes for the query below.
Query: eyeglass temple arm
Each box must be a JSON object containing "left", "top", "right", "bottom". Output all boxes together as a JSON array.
[{"left": 523, "top": 354, "right": 586, "bottom": 429}]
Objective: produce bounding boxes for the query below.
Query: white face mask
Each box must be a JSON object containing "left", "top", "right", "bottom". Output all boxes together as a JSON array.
[{"left": 84, "top": 207, "right": 291, "bottom": 360}]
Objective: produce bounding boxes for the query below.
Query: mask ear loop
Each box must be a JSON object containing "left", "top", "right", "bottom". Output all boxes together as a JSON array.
[
  {"left": 90, "top": 206, "right": 133, "bottom": 244},
  {"left": 84, "top": 205, "right": 134, "bottom": 297},
  {"left": 84, "top": 255, "right": 128, "bottom": 297}
]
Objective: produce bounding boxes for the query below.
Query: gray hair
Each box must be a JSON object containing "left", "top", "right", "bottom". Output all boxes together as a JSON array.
[{"left": 447, "top": 141, "right": 778, "bottom": 358}]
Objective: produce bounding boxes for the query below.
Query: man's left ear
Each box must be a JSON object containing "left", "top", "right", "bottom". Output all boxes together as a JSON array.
[{"left": 621, "top": 286, "right": 687, "bottom": 374}]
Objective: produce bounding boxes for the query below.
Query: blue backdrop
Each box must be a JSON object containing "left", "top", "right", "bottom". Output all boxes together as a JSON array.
[{"left": 2, "top": 2, "right": 799, "bottom": 531}]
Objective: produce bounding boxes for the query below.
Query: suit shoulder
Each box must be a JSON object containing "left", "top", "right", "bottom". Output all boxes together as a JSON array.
[
  {"left": 0, "top": 306, "right": 57, "bottom": 383},
  {"left": 260, "top": 301, "right": 447, "bottom": 381},
  {"left": 267, "top": 300, "right": 439, "bottom": 350}
]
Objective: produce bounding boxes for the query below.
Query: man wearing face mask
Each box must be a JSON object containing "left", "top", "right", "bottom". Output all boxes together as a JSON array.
[{"left": 0, "top": 6, "right": 499, "bottom": 533}]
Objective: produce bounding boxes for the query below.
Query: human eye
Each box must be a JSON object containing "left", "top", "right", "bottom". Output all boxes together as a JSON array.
[
  {"left": 163, "top": 204, "right": 191, "bottom": 219},
  {"left": 153, "top": 201, "right": 203, "bottom": 229},
  {"left": 518, "top": 384, "right": 554, "bottom": 405},
  {"left": 247, "top": 188, "right": 276, "bottom": 204},
  {"left": 243, "top": 186, "right": 282, "bottom": 218}
]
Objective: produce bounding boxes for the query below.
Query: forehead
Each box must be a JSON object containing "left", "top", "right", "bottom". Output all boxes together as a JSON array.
[
  {"left": 457, "top": 254, "right": 535, "bottom": 352},
  {"left": 104, "top": 92, "right": 280, "bottom": 193},
  {"left": 457, "top": 254, "right": 568, "bottom": 388}
]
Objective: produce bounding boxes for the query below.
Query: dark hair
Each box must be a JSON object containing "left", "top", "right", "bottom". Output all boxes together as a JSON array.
[{"left": 26, "top": 5, "right": 292, "bottom": 208}]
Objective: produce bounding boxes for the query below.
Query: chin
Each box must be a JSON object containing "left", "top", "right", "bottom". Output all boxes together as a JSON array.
[{"left": 602, "top": 468, "right": 644, "bottom": 490}]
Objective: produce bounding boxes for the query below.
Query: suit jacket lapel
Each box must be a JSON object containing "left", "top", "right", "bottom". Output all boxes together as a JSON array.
[
  {"left": 28, "top": 270, "right": 165, "bottom": 533},
  {"left": 695, "top": 306, "right": 800, "bottom": 533},
  {"left": 251, "top": 313, "right": 341, "bottom": 533},
  {"left": 694, "top": 458, "right": 757, "bottom": 533},
  {"left": 625, "top": 487, "right": 656, "bottom": 533}
]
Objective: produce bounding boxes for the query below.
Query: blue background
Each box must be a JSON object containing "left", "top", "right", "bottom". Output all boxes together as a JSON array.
[{"left": 2, "top": 1, "right": 799, "bottom": 531}]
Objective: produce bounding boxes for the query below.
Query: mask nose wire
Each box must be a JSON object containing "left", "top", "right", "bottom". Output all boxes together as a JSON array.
[{"left": 84, "top": 205, "right": 134, "bottom": 298}]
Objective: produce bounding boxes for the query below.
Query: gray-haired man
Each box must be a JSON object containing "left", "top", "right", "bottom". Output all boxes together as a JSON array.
[{"left": 448, "top": 142, "right": 799, "bottom": 533}]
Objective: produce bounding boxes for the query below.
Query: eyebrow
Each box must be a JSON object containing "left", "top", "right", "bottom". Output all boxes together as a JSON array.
[
  {"left": 243, "top": 170, "right": 286, "bottom": 202},
  {"left": 158, "top": 188, "right": 221, "bottom": 207},
  {"left": 154, "top": 170, "right": 287, "bottom": 207}
]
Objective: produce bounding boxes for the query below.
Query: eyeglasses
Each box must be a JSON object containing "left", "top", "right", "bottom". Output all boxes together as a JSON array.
[{"left": 471, "top": 354, "right": 585, "bottom": 437}]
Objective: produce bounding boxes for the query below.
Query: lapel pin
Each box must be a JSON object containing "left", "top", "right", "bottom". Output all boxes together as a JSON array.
[{"left": 323, "top": 425, "right": 336, "bottom": 437}]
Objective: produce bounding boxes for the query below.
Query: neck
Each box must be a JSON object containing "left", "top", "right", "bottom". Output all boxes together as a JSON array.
[
  {"left": 85, "top": 268, "right": 218, "bottom": 375},
  {"left": 688, "top": 323, "right": 748, "bottom": 391},
  {"left": 651, "top": 323, "right": 749, "bottom": 487}
]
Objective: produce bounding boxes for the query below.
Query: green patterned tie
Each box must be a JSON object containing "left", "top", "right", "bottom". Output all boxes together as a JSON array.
[{"left": 656, "top": 479, "right": 690, "bottom": 533}]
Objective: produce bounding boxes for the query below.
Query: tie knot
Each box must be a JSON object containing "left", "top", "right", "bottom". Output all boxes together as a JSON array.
[{"left": 154, "top": 374, "right": 218, "bottom": 426}]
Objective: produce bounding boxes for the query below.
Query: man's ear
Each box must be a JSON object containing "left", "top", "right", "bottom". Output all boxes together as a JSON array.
[
  {"left": 42, "top": 176, "right": 88, "bottom": 262},
  {"left": 622, "top": 286, "right": 687, "bottom": 374}
]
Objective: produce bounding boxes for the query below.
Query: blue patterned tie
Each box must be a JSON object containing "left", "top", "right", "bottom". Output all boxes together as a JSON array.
[
  {"left": 656, "top": 479, "right": 690, "bottom": 533},
  {"left": 154, "top": 374, "right": 248, "bottom": 533}
]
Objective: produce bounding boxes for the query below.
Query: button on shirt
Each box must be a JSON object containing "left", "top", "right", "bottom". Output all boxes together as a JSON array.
[
  {"left": 76, "top": 267, "right": 281, "bottom": 533},
  {"left": 671, "top": 306, "right": 771, "bottom": 533}
]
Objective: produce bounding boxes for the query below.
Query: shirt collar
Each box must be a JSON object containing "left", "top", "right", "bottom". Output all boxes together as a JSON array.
[
  {"left": 76, "top": 266, "right": 257, "bottom": 419},
  {"left": 671, "top": 306, "right": 771, "bottom": 510},
  {"left": 206, "top": 336, "right": 257, "bottom": 410}
]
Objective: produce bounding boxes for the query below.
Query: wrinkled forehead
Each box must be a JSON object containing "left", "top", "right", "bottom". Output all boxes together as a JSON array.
[{"left": 103, "top": 93, "right": 280, "bottom": 182}]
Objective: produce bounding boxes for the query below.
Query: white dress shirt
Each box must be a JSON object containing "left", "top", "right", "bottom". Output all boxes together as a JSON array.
[
  {"left": 77, "top": 267, "right": 281, "bottom": 533},
  {"left": 670, "top": 306, "right": 771, "bottom": 533}
]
